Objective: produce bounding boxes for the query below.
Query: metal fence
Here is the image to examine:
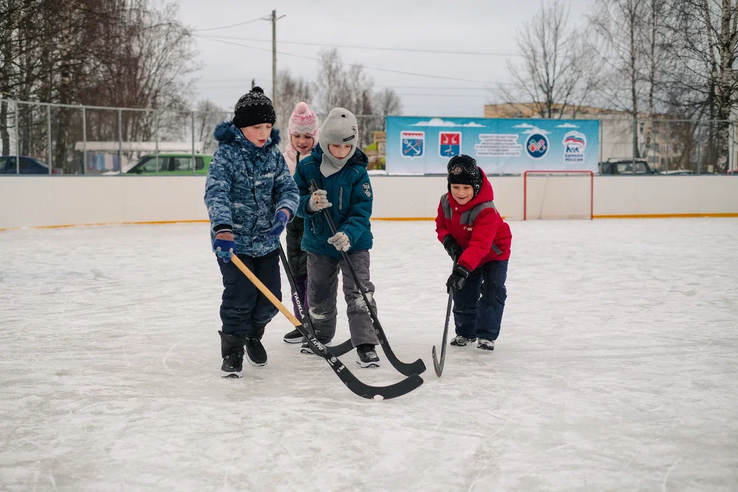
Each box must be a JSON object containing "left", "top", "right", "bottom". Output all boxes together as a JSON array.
[
  {"left": 597, "top": 117, "right": 738, "bottom": 174},
  {"left": 1, "top": 97, "right": 736, "bottom": 175}
]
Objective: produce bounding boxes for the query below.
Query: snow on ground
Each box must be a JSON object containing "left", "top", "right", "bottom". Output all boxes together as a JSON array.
[{"left": 0, "top": 218, "right": 737, "bottom": 491}]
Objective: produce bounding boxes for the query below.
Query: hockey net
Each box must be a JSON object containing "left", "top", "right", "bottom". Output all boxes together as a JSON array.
[{"left": 523, "top": 170, "right": 594, "bottom": 220}]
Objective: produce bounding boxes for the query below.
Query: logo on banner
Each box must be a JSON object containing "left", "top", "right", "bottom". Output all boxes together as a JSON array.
[
  {"left": 526, "top": 133, "right": 549, "bottom": 159},
  {"left": 439, "top": 132, "right": 461, "bottom": 157},
  {"left": 401, "top": 131, "right": 425, "bottom": 158},
  {"left": 563, "top": 131, "right": 586, "bottom": 163}
]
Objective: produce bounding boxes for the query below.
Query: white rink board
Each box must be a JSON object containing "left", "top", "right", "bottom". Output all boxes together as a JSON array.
[
  {"left": 1, "top": 219, "right": 737, "bottom": 491},
  {"left": 1, "top": 175, "right": 738, "bottom": 229}
]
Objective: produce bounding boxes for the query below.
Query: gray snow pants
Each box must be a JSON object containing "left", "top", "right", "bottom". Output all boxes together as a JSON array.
[{"left": 306, "top": 250, "right": 379, "bottom": 347}]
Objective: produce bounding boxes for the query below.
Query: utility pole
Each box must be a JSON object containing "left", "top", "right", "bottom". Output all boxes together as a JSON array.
[
  {"left": 265, "top": 10, "right": 285, "bottom": 113},
  {"left": 272, "top": 10, "right": 277, "bottom": 112}
]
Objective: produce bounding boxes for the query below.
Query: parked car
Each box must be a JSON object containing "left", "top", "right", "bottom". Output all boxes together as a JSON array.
[
  {"left": 661, "top": 169, "right": 696, "bottom": 175},
  {"left": 0, "top": 156, "right": 62, "bottom": 175},
  {"left": 123, "top": 153, "right": 212, "bottom": 175},
  {"left": 599, "top": 159, "right": 659, "bottom": 175}
]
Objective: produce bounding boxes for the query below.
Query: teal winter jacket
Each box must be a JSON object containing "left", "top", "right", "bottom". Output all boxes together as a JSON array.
[{"left": 293, "top": 146, "right": 374, "bottom": 259}]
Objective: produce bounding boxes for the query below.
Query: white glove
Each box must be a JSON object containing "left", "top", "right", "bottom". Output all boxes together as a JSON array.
[
  {"left": 328, "top": 232, "right": 350, "bottom": 252},
  {"left": 307, "top": 189, "right": 332, "bottom": 212}
]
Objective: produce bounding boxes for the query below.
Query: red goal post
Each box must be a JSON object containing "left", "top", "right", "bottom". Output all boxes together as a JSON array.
[{"left": 523, "top": 170, "right": 594, "bottom": 220}]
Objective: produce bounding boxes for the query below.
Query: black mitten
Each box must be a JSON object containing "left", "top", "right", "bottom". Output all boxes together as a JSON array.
[
  {"left": 442, "top": 235, "right": 464, "bottom": 261},
  {"left": 446, "top": 264, "right": 470, "bottom": 293}
]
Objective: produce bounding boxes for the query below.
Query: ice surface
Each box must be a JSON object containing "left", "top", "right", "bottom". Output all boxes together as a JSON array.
[{"left": 1, "top": 219, "right": 737, "bottom": 491}]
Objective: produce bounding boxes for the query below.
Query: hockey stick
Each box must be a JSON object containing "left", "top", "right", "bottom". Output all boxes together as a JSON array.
[
  {"left": 229, "top": 255, "right": 423, "bottom": 400},
  {"left": 310, "top": 179, "right": 427, "bottom": 376},
  {"left": 278, "top": 244, "right": 315, "bottom": 338},
  {"left": 277, "top": 244, "right": 354, "bottom": 357},
  {"left": 432, "top": 261, "right": 457, "bottom": 377}
]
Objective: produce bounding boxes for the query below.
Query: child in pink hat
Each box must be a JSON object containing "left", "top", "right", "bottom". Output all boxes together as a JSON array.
[
  {"left": 282, "top": 102, "right": 320, "bottom": 344},
  {"left": 283, "top": 102, "right": 320, "bottom": 173}
]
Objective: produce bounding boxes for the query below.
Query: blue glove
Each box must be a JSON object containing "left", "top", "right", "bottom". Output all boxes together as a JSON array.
[
  {"left": 213, "top": 231, "right": 237, "bottom": 263},
  {"left": 267, "top": 209, "right": 289, "bottom": 237}
]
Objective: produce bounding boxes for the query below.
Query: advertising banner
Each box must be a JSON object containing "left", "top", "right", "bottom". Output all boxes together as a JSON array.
[{"left": 385, "top": 116, "right": 599, "bottom": 174}]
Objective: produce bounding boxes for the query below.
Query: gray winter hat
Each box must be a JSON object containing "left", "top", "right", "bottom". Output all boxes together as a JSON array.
[{"left": 319, "top": 108, "right": 358, "bottom": 177}]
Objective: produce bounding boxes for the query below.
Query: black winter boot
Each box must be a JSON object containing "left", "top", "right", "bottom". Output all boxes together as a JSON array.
[
  {"left": 219, "top": 331, "right": 245, "bottom": 378},
  {"left": 245, "top": 337, "right": 267, "bottom": 367},
  {"left": 477, "top": 338, "right": 495, "bottom": 351},
  {"left": 450, "top": 335, "right": 477, "bottom": 347},
  {"left": 356, "top": 344, "right": 380, "bottom": 368},
  {"left": 283, "top": 328, "right": 304, "bottom": 344}
]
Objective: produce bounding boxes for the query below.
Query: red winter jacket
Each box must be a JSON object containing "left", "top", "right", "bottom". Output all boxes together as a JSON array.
[{"left": 435, "top": 170, "right": 512, "bottom": 271}]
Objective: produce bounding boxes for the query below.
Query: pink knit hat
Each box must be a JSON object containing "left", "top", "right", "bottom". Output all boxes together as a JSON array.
[{"left": 288, "top": 102, "right": 320, "bottom": 140}]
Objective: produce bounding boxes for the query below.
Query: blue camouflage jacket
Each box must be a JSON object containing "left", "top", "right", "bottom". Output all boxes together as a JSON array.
[
  {"left": 204, "top": 121, "right": 298, "bottom": 257},
  {"left": 294, "top": 146, "right": 373, "bottom": 259}
]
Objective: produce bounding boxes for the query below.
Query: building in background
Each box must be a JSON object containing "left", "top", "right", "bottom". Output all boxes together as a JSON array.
[{"left": 484, "top": 103, "right": 681, "bottom": 171}]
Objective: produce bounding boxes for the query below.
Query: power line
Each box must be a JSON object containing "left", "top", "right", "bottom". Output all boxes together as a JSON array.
[
  {"left": 196, "top": 88, "right": 494, "bottom": 99},
  {"left": 396, "top": 93, "right": 492, "bottom": 98},
  {"left": 193, "top": 82, "right": 498, "bottom": 94},
  {"left": 192, "top": 15, "right": 269, "bottom": 32},
  {"left": 197, "top": 34, "right": 520, "bottom": 57},
  {"left": 376, "top": 85, "right": 493, "bottom": 90},
  {"left": 194, "top": 81, "right": 495, "bottom": 91},
  {"left": 195, "top": 79, "right": 273, "bottom": 86},
  {"left": 193, "top": 35, "right": 507, "bottom": 85}
]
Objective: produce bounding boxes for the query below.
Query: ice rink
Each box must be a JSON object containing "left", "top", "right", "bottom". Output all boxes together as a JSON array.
[{"left": 1, "top": 218, "right": 737, "bottom": 491}]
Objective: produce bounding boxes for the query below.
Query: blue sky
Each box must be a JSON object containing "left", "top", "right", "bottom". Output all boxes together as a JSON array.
[{"left": 177, "top": 0, "right": 597, "bottom": 117}]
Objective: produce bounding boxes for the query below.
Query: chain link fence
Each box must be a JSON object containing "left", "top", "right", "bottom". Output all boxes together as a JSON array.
[
  {"left": 1, "top": 98, "right": 736, "bottom": 175},
  {"left": 597, "top": 117, "right": 738, "bottom": 174}
]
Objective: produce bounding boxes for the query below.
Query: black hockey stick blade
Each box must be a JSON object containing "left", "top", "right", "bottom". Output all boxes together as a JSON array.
[
  {"left": 303, "top": 332, "right": 423, "bottom": 400},
  {"left": 327, "top": 338, "right": 354, "bottom": 357},
  {"left": 432, "top": 345, "right": 443, "bottom": 377},
  {"left": 310, "top": 179, "right": 426, "bottom": 376},
  {"left": 378, "top": 335, "right": 427, "bottom": 376},
  {"left": 230, "top": 255, "right": 422, "bottom": 400},
  {"left": 432, "top": 270, "right": 456, "bottom": 377}
]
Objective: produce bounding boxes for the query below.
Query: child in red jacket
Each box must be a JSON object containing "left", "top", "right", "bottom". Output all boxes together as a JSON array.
[{"left": 435, "top": 155, "right": 512, "bottom": 351}]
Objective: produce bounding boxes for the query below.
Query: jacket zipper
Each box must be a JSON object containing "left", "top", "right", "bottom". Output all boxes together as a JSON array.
[{"left": 339, "top": 187, "right": 343, "bottom": 210}]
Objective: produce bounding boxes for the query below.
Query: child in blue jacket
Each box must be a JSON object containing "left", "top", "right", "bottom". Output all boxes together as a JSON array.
[
  {"left": 293, "top": 108, "right": 381, "bottom": 368},
  {"left": 204, "top": 87, "right": 298, "bottom": 378}
]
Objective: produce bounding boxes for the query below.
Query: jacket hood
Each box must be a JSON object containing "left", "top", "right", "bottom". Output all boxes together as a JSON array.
[
  {"left": 310, "top": 145, "right": 368, "bottom": 169},
  {"left": 213, "top": 121, "right": 281, "bottom": 147},
  {"left": 448, "top": 169, "right": 494, "bottom": 212}
]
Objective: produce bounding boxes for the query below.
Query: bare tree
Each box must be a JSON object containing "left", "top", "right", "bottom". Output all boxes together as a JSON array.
[
  {"left": 667, "top": 0, "right": 738, "bottom": 119},
  {"left": 314, "top": 48, "right": 385, "bottom": 146},
  {"left": 315, "top": 49, "right": 352, "bottom": 113},
  {"left": 665, "top": 0, "right": 738, "bottom": 171},
  {"left": 643, "top": 0, "right": 671, "bottom": 118},
  {"left": 195, "top": 99, "right": 227, "bottom": 154},
  {"left": 641, "top": 0, "right": 672, "bottom": 158},
  {"left": 497, "top": 0, "right": 596, "bottom": 119},
  {"left": 0, "top": 0, "right": 199, "bottom": 172},
  {"left": 590, "top": 0, "right": 665, "bottom": 157},
  {"left": 590, "top": 0, "right": 646, "bottom": 121},
  {"left": 275, "top": 69, "right": 313, "bottom": 120},
  {"left": 345, "top": 65, "right": 375, "bottom": 144},
  {"left": 373, "top": 88, "right": 404, "bottom": 130}
]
